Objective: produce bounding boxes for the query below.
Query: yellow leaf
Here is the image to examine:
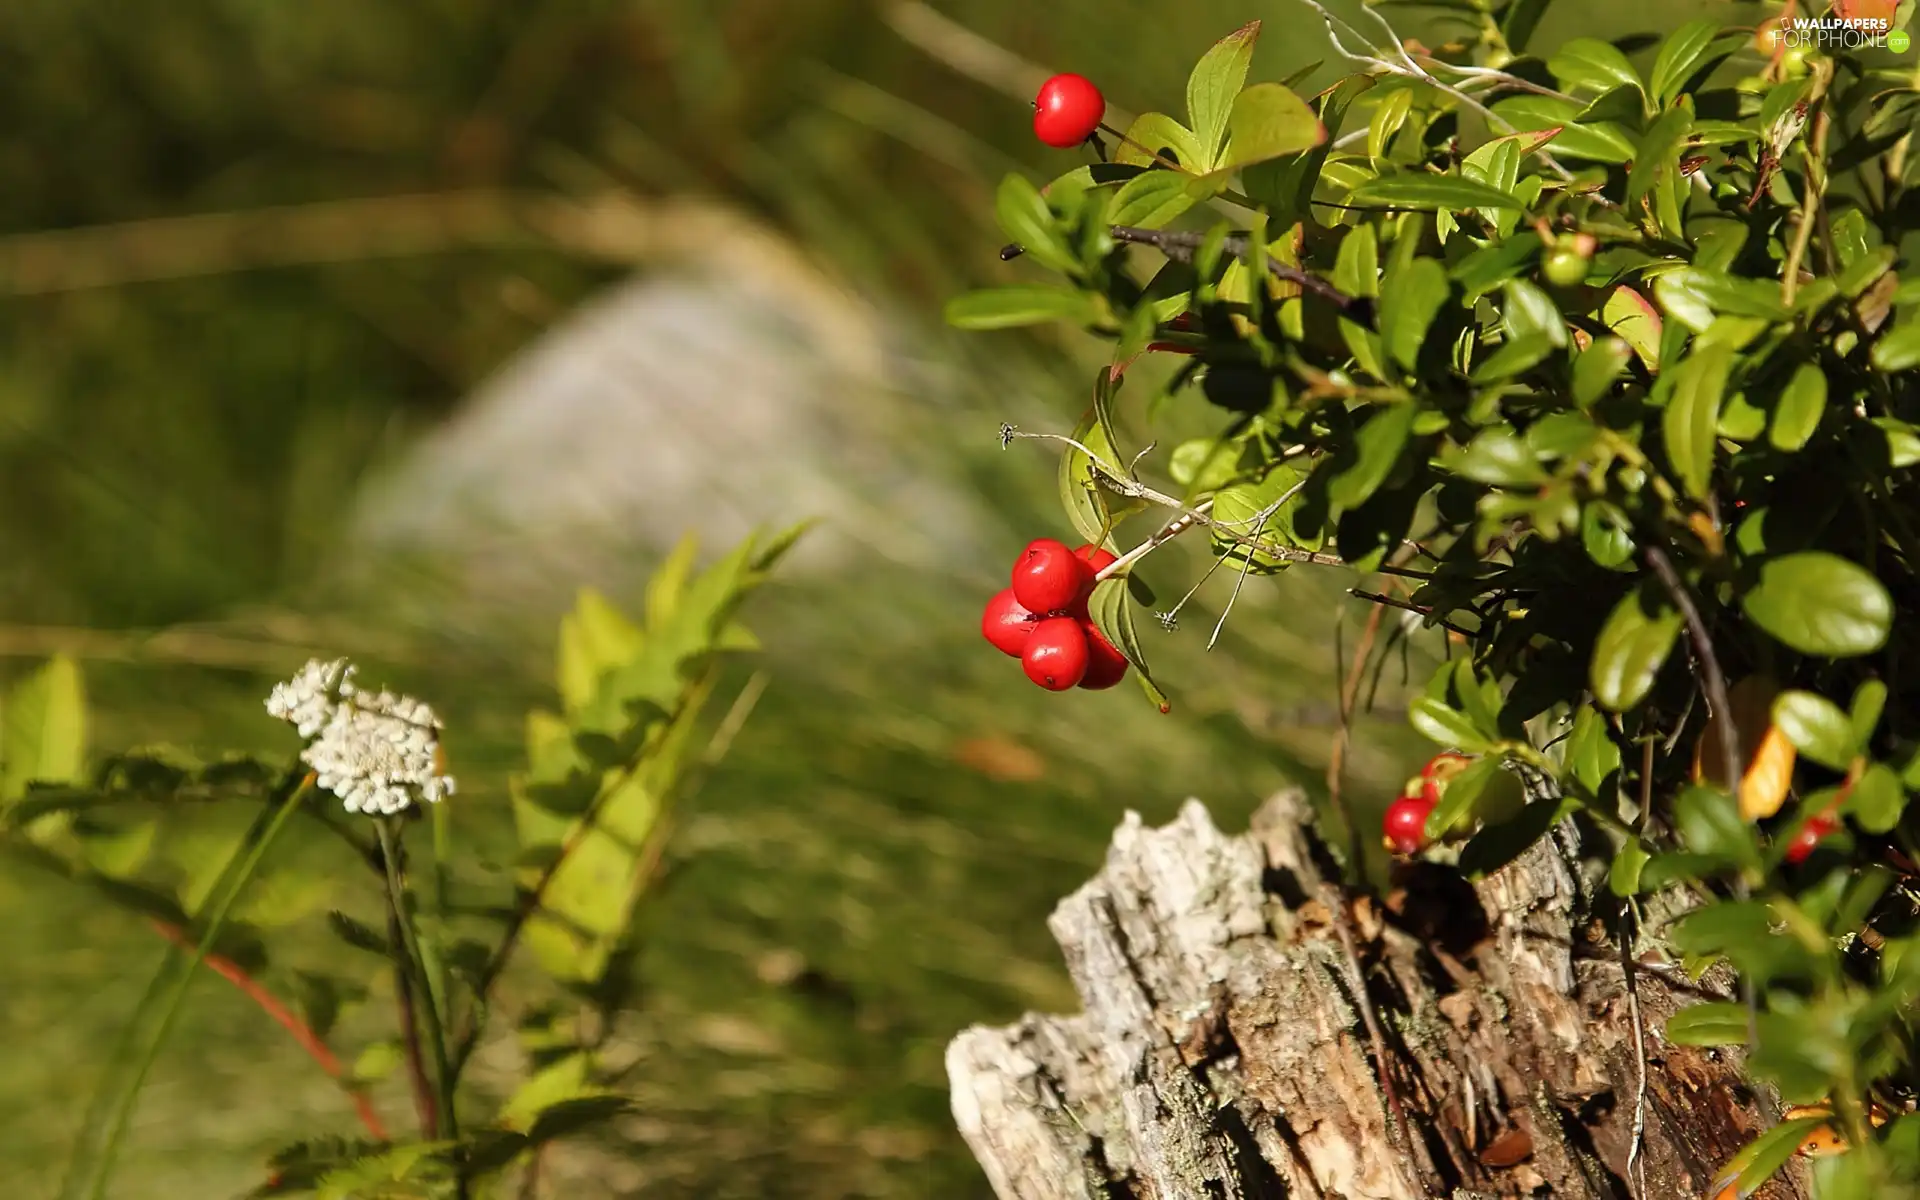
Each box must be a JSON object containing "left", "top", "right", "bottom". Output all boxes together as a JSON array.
[
  {"left": 1739, "top": 725, "right": 1797, "bottom": 821},
  {"left": 1694, "top": 674, "right": 1780, "bottom": 787}
]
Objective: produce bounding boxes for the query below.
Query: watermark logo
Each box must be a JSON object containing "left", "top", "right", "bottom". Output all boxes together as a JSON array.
[{"left": 1782, "top": 15, "right": 1910, "bottom": 52}]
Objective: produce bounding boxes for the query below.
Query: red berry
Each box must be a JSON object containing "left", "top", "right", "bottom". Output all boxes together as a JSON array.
[
  {"left": 1012, "top": 538, "right": 1090, "bottom": 614},
  {"left": 1784, "top": 813, "right": 1838, "bottom": 864},
  {"left": 1382, "top": 794, "right": 1436, "bottom": 855},
  {"left": 1073, "top": 543, "right": 1118, "bottom": 574},
  {"left": 1033, "top": 73, "right": 1105, "bottom": 149},
  {"left": 1070, "top": 543, "right": 1119, "bottom": 611},
  {"left": 1022, "top": 618, "right": 1090, "bottom": 690},
  {"left": 1077, "top": 620, "right": 1130, "bottom": 690},
  {"left": 1421, "top": 777, "right": 1442, "bottom": 806},
  {"left": 981, "top": 588, "right": 1036, "bottom": 658}
]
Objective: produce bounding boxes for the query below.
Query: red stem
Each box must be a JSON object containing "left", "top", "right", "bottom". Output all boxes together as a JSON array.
[{"left": 149, "top": 919, "right": 389, "bottom": 1140}]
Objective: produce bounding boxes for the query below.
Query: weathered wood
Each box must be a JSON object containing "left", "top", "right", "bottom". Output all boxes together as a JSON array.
[{"left": 948, "top": 792, "right": 1807, "bottom": 1199}]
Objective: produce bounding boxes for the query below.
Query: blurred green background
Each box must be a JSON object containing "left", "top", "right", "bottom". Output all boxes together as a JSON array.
[{"left": 0, "top": 0, "right": 1727, "bottom": 1195}]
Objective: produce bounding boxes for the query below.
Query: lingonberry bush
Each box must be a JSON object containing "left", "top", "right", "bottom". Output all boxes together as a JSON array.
[
  {"left": 951, "top": 2, "right": 1920, "bottom": 1194},
  {"left": 0, "top": 529, "right": 798, "bottom": 1198}
]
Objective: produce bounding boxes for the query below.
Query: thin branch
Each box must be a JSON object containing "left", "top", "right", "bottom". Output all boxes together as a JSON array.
[
  {"left": 384, "top": 877, "right": 439, "bottom": 1139},
  {"left": 1643, "top": 546, "right": 1741, "bottom": 796},
  {"left": 1095, "top": 500, "right": 1214, "bottom": 583},
  {"left": 1782, "top": 102, "right": 1831, "bottom": 306},
  {"left": 1002, "top": 427, "right": 1433, "bottom": 580},
  {"left": 1644, "top": 542, "right": 1761, "bottom": 1055},
  {"left": 1108, "top": 224, "right": 1371, "bottom": 324},
  {"left": 149, "top": 919, "right": 388, "bottom": 1140},
  {"left": 1298, "top": 0, "right": 1576, "bottom": 183},
  {"left": 1619, "top": 901, "right": 1650, "bottom": 1200},
  {"left": 1349, "top": 587, "right": 1475, "bottom": 637}
]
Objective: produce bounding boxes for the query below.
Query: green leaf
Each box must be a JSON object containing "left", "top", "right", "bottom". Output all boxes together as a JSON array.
[
  {"left": 1409, "top": 697, "right": 1493, "bottom": 752},
  {"left": 1113, "top": 112, "right": 1207, "bottom": 171},
  {"left": 349, "top": 1040, "right": 403, "bottom": 1085},
  {"left": 1424, "top": 753, "right": 1504, "bottom": 838},
  {"left": 1334, "top": 222, "right": 1380, "bottom": 298},
  {"left": 1217, "top": 82, "right": 1324, "bottom": 170},
  {"left": 1500, "top": 0, "right": 1551, "bottom": 54},
  {"left": 1661, "top": 343, "right": 1732, "bottom": 499},
  {"left": 1451, "top": 235, "right": 1542, "bottom": 295},
  {"left": 1, "top": 655, "right": 86, "bottom": 806},
  {"left": 1187, "top": 21, "right": 1261, "bottom": 169},
  {"left": 944, "top": 285, "right": 1102, "bottom": 330},
  {"left": 1653, "top": 268, "right": 1790, "bottom": 331},
  {"left": 1367, "top": 86, "right": 1414, "bottom": 159},
  {"left": 1212, "top": 461, "right": 1318, "bottom": 567},
  {"left": 1349, "top": 173, "right": 1526, "bottom": 212},
  {"left": 1771, "top": 690, "right": 1856, "bottom": 770},
  {"left": 1846, "top": 763, "right": 1905, "bottom": 834},
  {"left": 1169, "top": 437, "right": 1243, "bottom": 493},
  {"left": 1673, "top": 786, "right": 1760, "bottom": 869},
  {"left": 1851, "top": 680, "right": 1887, "bottom": 747},
  {"left": 1469, "top": 332, "right": 1556, "bottom": 382},
  {"left": 1328, "top": 403, "right": 1415, "bottom": 509},
  {"left": 1547, "top": 38, "right": 1643, "bottom": 95},
  {"left": 1627, "top": 105, "right": 1694, "bottom": 206},
  {"left": 1058, "top": 372, "right": 1142, "bottom": 545},
  {"left": 993, "top": 174, "right": 1075, "bottom": 272},
  {"left": 1107, "top": 170, "right": 1199, "bottom": 230},
  {"left": 499, "top": 1053, "right": 607, "bottom": 1133},
  {"left": 1721, "top": 1118, "right": 1837, "bottom": 1198},
  {"left": 1581, "top": 501, "right": 1636, "bottom": 570},
  {"left": 1649, "top": 21, "right": 1728, "bottom": 107},
  {"left": 1567, "top": 703, "right": 1622, "bottom": 797},
  {"left": 1590, "top": 587, "right": 1684, "bottom": 711},
  {"left": 1501, "top": 278, "right": 1565, "bottom": 346},
  {"left": 1088, "top": 577, "right": 1170, "bottom": 713},
  {"left": 1488, "top": 96, "right": 1637, "bottom": 162},
  {"left": 1609, "top": 837, "right": 1651, "bottom": 896},
  {"left": 1460, "top": 793, "right": 1576, "bottom": 877},
  {"left": 1447, "top": 428, "right": 1547, "bottom": 486},
  {"left": 1571, "top": 337, "right": 1632, "bottom": 407},
  {"left": 1769, "top": 363, "right": 1826, "bottom": 452},
  {"left": 1741, "top": 552, "right": 1892, "bottom": 657},
  {"left": 1665, "top": 1001, "right": 1751, "bottom": 1046},
  {"left": 1334, "top": 224, "right": 1386, "bottom": 378},
  {"left": 1874, "top": 311, "right": 1920, "bottom": 373},
  {"left": 1379, "top": 257, "right": 1449, "bottom": 371},
  {"left": 1604, "top": 286, "right": 1663, "bottom": 371}
]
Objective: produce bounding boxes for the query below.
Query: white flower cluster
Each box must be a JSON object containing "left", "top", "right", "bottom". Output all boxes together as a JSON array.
[{"left": 265, "top": 658, "right": 456, "bottom": 815}]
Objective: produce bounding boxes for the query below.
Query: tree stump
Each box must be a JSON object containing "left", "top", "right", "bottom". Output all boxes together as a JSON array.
[{"left": 947, "top": 791, "right": 1808, "bottom": 1199}]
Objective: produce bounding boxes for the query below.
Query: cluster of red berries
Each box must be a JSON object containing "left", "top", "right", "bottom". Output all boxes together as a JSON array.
[
  {"left": 1382, "top": 753, "right": 1474, "bottom": 856},
  {"left": 982, "top": 539, "right": 1130, "bottom": 691},
  {"left": 1033, "top": 73, "right": 1105, "bottom": 149}
]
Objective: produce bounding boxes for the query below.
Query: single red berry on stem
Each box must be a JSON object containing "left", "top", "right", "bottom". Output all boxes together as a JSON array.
[
  {"left": 1077, "top": 620, "right": 1130, "bottom": 690},
  {"left": 1784, "top": 813, "right": 1839, "bottom": 864},
  {"left": 1033, "top": 73, "right": 1105, "bottom": 148},
  {"left": 1023, "top": 618, "right": 1090, "bottom": 690},
  {"left": 1383, "top": 794, "right": 1436, "bottom": 856},
  {"left": 981, "top": 588, "right": 1036, "bottom": 657},
  {"left": 1012, "top": 538, "right": 1090, "bottom": 614}
]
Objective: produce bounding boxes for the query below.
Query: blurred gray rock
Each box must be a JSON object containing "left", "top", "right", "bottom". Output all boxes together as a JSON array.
[{"left": 348, "top": 260, "right": 987, "bottom": 610}]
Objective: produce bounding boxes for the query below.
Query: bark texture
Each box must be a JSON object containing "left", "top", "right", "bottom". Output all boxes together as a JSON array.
[{"left": 948, "top": 791, "right": 1809, "bottom": 1199}]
